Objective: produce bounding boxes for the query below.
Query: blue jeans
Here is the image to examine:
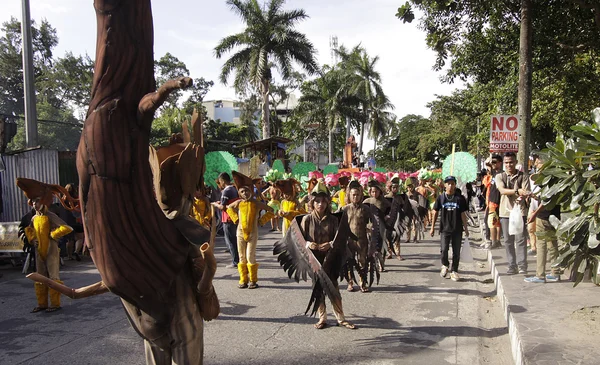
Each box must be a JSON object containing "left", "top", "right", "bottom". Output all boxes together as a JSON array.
[
  {"left": 500, "top": 217, "right": 527, "bottom": 271},
  {"left": 223, "top": 222, "right": 239, "bottom": 265}
]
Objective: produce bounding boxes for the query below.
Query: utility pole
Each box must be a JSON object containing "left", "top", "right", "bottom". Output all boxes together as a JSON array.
[
  {"left": 21, "top": 0, "right": 38, "bottom": 147},
  {"left": 476, "top": 117, "right": 480, "bottom": 169},
  {"left": 517, "top": 0, "right": 533, "bottom": 171}
]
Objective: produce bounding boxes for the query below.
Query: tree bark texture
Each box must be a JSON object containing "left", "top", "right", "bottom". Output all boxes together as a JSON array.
[
  {"left": 77, "top": 0, "right": 189, "bottom": 323},
  {"left": 517, "top": 0, "right": 533, "bottom": 170},
  {"left": 261, "top": 78, "right": 270, "bottom": 139}
]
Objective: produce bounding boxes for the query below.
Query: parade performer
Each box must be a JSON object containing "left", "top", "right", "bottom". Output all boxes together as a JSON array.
[
  {"left": 191, "top": 188, "right": 212, "bottom": 230},
  {"left": 343, "top": 180, "right": 376, "bottom": 292},
  {"left": 262, "top": 182, "right": 282, "bottom": 232},
  {"left": 276, "top": 178, "right": 306, "bottom": 235},
  {"left": 16, "top": 178, "right": 77, "bottom": 313},
  {"left": 385, "top": 175, "right": 410, "bottom": 260},
  {"left": 332, "top": 176, "right": 350, "bottom": 211},
  {"left": 274, "top": 181, "right": 356, "bottom": 330},
  {"left": 405, "top": 178, "right": 426, "bottom": 242},
  {"left": 227, "top": 171, "right": 274, "bottom": 289},
  {"left": 363, "top": 179, "right": 391, "bottom": 272},
  {"left": 22, "top": 3, "right": 220, "bottom": 364}
]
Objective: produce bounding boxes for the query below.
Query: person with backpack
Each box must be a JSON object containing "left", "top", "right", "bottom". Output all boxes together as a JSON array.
[
  {"left": 430, "top": 176, "right": 470, "bottom": 282},
  {"left": 496, "top": 152, "right": 531, "bottom": 275}
]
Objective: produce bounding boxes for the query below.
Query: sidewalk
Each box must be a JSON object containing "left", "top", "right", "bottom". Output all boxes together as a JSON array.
[{"left": 484, "top": 234, "right": 600, "bottom": 364}]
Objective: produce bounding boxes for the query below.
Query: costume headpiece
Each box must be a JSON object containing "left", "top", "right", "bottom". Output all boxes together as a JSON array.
[
  {"left": 16, "top": 178, "right": 79, "bottom": 211},
  {"left": 310, "top": 181, "right": 330, "bottom": 197},
  {"left": 390, "top": 173, "right": 401, "bottom": 186},
  {"left": 338, "top": 176, "right": 350, "bottom": 188},
  {"left": 232, "top": 171, "right": 254, "bottom": 191},
  {"left": 275, "top": 178, "right": 300, "bottom": 198},
  {"left": 367, "top": 178, "right": 383, "bottom": 192},
  {"left": 348, "top": 179, "right": 362, "bottom": 190}
]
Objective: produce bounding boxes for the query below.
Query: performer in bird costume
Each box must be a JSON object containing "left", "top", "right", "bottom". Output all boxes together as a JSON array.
[
  {"left": 385, "top": 175, "right": 411, "bottom": 260},
  {"left": 363, "top": 179, "right": 391, "bottom": 272},
  {"left": 274, "top": 181, "right": 356, "bottom": 330},
  {"left": 16, "top": 178, "right": 77, "bottom": 313},
  {"left": 227, "top": 171, "right": 274, "bottom": 289},
  {"left": 276, "top": 178, "right": 306, "bottom": 235}
]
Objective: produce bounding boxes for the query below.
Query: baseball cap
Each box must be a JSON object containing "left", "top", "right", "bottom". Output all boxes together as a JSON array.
[{"left": 444, "top": 176, "right": 457, "bottom": 183}]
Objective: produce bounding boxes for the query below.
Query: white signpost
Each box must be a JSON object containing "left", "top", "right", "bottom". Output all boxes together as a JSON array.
[{"left": 490, "top": 115, "right": 519, "bottom": 153}]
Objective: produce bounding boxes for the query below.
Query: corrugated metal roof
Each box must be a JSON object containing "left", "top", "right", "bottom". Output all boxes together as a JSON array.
[{"left": 1, "top": 149, "right": 60, "bottom": 222}]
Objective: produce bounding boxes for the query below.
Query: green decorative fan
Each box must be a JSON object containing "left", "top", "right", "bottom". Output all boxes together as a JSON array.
[
  {"left": 323, "top": 164, "right": 339, "bottom": 175},
  {"left": 204, "top": 151, "right": 238, "bottom": 188},
  {"left": 374, "top": 167, "right": 386, "bottom": 173},
  {"left": 442, "top": 151, "right": 478, "bottom": 184},
  {"left": 272, "top": 159, "right": 285, "bottom": 173},
  {"left": 292, "top": 162, "right": 316, "bottom": 179},
  {"left": 264, "top": 169, "right": 284, "bottom": 182}
]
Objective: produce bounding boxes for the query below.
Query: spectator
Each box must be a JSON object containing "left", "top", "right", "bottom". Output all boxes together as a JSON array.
[
  {"left": 212, "top": 173, "right": 239, "bottom": 268},
  {"left": 525, "top": 154, "right": 561, "bottom": 283},
  {"left": 496, "top": 152, "right": 530, "bottom": 275}
]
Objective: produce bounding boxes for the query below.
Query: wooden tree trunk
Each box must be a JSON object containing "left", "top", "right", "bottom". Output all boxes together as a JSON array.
[
  {"left": 261, "top": 78, "right": 270, "bottom": 139},
  {"left": 77, "top": 0, "right": 190, "bottom": 322},
  {"left": 517, "top": 0, "right": 533, "bottom": 170}
]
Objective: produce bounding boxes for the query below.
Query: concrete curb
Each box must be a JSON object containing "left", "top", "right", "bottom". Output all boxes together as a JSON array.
[{"left": 487, "top": 249, "right": 524, "bottom": 365}]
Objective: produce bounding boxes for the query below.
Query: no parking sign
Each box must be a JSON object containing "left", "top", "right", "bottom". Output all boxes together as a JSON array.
[{"left": 489, "top": 115, "right": 519, "bottom": 153}]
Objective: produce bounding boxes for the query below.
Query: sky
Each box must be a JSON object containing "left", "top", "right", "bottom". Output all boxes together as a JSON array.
[{"left": 1, "top": 0, "right": 464, "bottom": 152}]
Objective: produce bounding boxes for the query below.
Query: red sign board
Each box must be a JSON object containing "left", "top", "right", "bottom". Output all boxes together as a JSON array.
[{"left": 490, "top": 115, "right": 519, "bottom": 153}]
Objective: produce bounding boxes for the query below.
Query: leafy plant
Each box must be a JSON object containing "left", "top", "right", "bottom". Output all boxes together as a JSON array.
[{"left": 535, "top": 108, "right": 600, "bottom": 286}]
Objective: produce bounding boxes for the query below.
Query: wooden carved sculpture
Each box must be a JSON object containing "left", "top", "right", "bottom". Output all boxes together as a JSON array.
[{"left": 35, "top": 1, "right": 220, "bottom": 364}]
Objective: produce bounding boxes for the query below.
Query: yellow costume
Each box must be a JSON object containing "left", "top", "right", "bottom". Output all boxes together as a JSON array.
[
  {"left": 191, "top": 197, "right": 212, "bottom": 229},
  {"left": 280, "top": 199, "right": 305, "bottom": 235},
  {"left": 227, "top": 171, "right": 274, "bottom": 289},
  {"left": 25, "top": 210, "right": 73, "bottom": 311}
]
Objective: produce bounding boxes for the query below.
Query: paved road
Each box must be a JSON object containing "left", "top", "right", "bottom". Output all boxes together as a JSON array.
[{"left": 0, "top": 226, "right": 511, "bottom": 365}]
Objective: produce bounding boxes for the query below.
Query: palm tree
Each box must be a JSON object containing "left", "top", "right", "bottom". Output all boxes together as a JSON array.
[
  {"left": 368, "top": 93, "right": 395, "bottom": 154},
  {"left": 214, "top": 0, "right": 318, "bottom": 139},
  {"left": 295, "top": 67, "right": 360, "bottom": 164},
  {"left": 336, "top": 45, "right": 386, "bottom": 156}
]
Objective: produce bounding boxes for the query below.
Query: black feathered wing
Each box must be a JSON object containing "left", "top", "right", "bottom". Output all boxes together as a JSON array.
[{"left": 273, "top": 213, "right": 351, "bottom": 317}]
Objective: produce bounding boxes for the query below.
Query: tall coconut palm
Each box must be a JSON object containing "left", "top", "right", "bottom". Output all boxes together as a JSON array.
[
  {"left": 336, "top": 45, "right": 386, "bottom": 156},
  {"left": 368, "top": 93, "right": 395, "bottom": 153},
  {"left": 215, "top": 0, "right": 318, "bottom": 139},
  {"left": 295, "top": 67, "right": 360, "bottom": 163}
]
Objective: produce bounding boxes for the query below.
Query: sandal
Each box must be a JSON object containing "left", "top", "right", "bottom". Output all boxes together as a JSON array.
[
  {"left": 46, "top": 307, "right": 61, "bottom": 313},
  {"left": 338, "top": 321, "right": 356, "bottom": 329},
  {"left": 248, "top": 282, "right": 258, "bottom": 289},
  {"left": 314, "top": 321, "right": 327, "bottom": 330},
  {"left": 397, "top": 256, "right": 405, "bottom": 261},
  {"left": 360, "top": 287, "right": 370, "bottom": 293},
  {"left": 31, "top": 307, "right": 47, "bottom": 313},
  {"left": 238, "top": 283, "right": 248, "bottom": 289},
  {"left": 347, "top": 284, "right": 355, "bottom": 292}
]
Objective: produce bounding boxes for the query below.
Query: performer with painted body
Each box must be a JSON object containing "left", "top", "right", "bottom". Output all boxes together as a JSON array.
[{"left": 227, "top": 172, "right": 274, "bottom": 289}]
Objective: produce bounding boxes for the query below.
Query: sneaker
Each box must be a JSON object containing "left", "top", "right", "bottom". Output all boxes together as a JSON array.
[
  {"left": 524, "top": 276, "right": 546, "bottom": 283},
  {"left": 450, "top": 272, "right": 460, "bottom": 281},
  {"left": 491, "top": 241, "right": 503, "bottom": 249},
  {"left": 225, "top": 264, "right": 237, "bottom": 269},
  {"left": 546, "top": 274, "right": 561, "bottom": 282},
  {"left": 527, "top": 249, "right": 537, "bottom": 256},
  {"left": 440, "top": 265, "right": 449, "bottom": 278},
  {"left": 518, "top": 268, "right": 527, "bottom": 275},
  {"left": 506, "top": 267, "right": 518, "bottom": 275}
]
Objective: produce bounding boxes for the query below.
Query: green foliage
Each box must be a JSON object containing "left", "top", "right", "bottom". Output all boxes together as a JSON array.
[
  {"left": 215, "top": 0, "right": 318, "bottom": 137},
  {"left": 322, "top": 164, "right": 338, "bottom": 175},
  {"left": 535, "top": 108, "right": 600, "bottom": 287},
  {"left": 398, "top": 0, "right": 600, "bottom": 142},
  {"left": 1, "top": 17, "right": 91, "bottom": 151},
  {"left": 204, "top": 151, "right": 239, "bottom": 189}
]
